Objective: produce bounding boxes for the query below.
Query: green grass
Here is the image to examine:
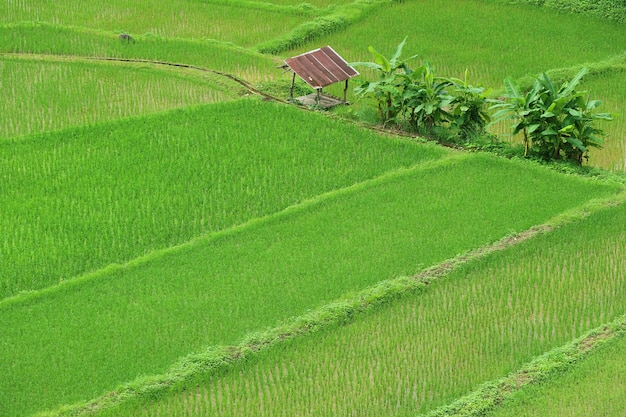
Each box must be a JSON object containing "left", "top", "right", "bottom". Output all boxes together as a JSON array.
[
  {"left": 1, "top": 0, "right": 307, "bottom": 46},
  {"left": 0, "top": 55, "right": 240, "bottom": 138},
  {"left": 0, "top": 98, "right": 447, "bottom": 299},
  {"left": 584, "top": 68, "right": 626, "bottom": 172},
  {"left": 0, "top": 22, "right": 282, "bottom": 84},
  {"left": 2, "top": 154, "right": 620, "bottom": 417},
  {"left": 281, "top": 0, "right": 626, "bottom": 172},
  {"left": 230, "top": 0, "right": 355, "bottom": 7},
  {"left": 97, "top": 193, "right": 626, "bottom": 417},
  {"left": 289, "top": 0, "right": 626, "bottom": 85},
  {"left": 484, "top": 333, "right": 626, "bottom": 417}
]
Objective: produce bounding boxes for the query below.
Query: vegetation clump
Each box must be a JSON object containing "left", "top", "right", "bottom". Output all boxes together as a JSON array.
[
  {"left": 352, "top": 38, "right": 490, "bottom": 138},
  {"left": 352, "top": 39, "right": 612, "bottom": 166},
  {"left": 490, "top": 67, "right": 612, "bottom": 165},
  {"left": 502, "top": 0, "right": 626, "bottom": 23}
]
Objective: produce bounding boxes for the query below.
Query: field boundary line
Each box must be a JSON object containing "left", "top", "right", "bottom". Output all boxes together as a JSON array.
[
  {"left": 0, "top": 21, "right": 283, "bottom": 68},
  {"left": 418, "top": 314, "right": 626, "bottom": 417},
  {"left": 33, "top": 189, "right": 626, "bottom": 417},
  {"left": 0, "top": 51, "right": 282, "bottom": 102},
  {"left": 0, "top": 153, "right": 466, "bottom": 309},
  {"left": 194, "top": 0, "right": 324, "bottom": 16},
  {"left": 254, "top": 0, "right": 388, "bottom": 54}
]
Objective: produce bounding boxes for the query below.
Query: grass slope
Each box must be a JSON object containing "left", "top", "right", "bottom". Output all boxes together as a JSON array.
[
  {"left": 485, "top": 332, "right": 626, "bottom": 417},
  {"left": 0, "top": 22, "right": 282, "bottom": 84},
  {"left": 1, "top": 0, "right": 307, "bottom": 46},
  {"left": 1, "top": 98, "right": 446, "bottom": 299},
  {"left": 96, "top": 193, "right": 626, "bottom": 417},
  {"left": 0, "top": 55, "right": 240, "bottom": 138},
  {"left": 2, "top": 154, "right": 620, "bottom": 416}
]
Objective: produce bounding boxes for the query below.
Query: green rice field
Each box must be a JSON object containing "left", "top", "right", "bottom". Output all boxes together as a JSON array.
[
  {"left": 2, "top": 1, "right": 625, "bottom": 416},
  {"left": 485, "top": 332, "right": 626, "bottom": 417},
  {"left": 5, "top": 153, "right": 620, "bottom": 416},
  {"left": 93, "top": 191, "right": 626, "bottom": 417},
  {"left": 0, "top": 55, "right": 240, "bottom": 138},
  {"left": 0, "top": 0, "right": 308, "bottom": 46},
  {"left": 1, "top": 99, "right": 446, "bottom": 299}
]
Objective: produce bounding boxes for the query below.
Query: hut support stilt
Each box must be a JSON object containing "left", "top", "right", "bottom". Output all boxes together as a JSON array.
[{"left": 289, "top": 72, "right": 296, "bottom": 99}]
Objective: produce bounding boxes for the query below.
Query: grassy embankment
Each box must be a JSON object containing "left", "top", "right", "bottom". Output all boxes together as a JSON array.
[
  {"left": 3, "top": 152, "right": 622, "bottom": 416},
  {"left": 484, "top": 332, "right": 626, "bottom": 417},
  {"left": 88, "top": 189, "right": 626, "bottom": 417}
]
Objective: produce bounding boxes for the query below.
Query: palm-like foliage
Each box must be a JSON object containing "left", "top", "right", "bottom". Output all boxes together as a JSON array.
[
  {"left": 353, "top": 39, "right": 492, "bottom": 137},
  {"left": 399, "top": 62, "right": 453, "bottom": 131},
  {"left": 448, "top": 70, "right": 491, "bottom": 138},
  {"left": 490, "top": 68, "right": 612, "bottom": 165},
  {"left": 351, "top": 37, "right": 418, "bottom": 125}
]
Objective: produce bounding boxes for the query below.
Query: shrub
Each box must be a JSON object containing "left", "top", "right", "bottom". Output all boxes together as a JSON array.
[{"left": 490, "top": 67, "right": 612, "bottom": 165}]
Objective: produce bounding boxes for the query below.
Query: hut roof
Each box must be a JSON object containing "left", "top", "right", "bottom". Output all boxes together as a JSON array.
[{"left": 284, "top": 46, "right": 359, "bottom": 89}]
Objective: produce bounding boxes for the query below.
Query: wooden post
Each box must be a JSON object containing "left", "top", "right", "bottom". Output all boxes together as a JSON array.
[
  {"left": 343, "top": 79, "right": 348, "bottom": 102},
  {"left": 289, "top": 72, "right": 296, "bottom": 99},
  {"left": 316, "top": 88, "right": 321, "bottom": 105}
]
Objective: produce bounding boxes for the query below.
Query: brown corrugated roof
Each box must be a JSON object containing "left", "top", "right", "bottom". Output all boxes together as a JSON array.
[{"left": 285, "top": 46, "right": 359, "bottom": 89}]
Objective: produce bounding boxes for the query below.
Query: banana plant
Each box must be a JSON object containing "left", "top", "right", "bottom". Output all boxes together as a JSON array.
[
  {"left": 351, "top": 37, "right": 418, "bottom": 125},
  {"left": 448, "top": 70, "right": 491, "bottom": 138},
  {"left": 489, "top": 67, "right": 611, "bottom": 165},
  {"left": 399, "top": 62, "right": 453, "bottom": 131}
]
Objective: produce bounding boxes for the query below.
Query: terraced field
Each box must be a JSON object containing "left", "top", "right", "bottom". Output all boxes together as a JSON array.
[{"left": 1, "top": 1, "right": 624, "bottom": 417}]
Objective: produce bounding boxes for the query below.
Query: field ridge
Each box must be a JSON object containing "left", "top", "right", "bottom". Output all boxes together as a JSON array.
[
  {"left": 419, "top": 314, "right": 626, "bottom": 417},
  {"left": 0, "top": 51, "right": 275, "bottom": 103},
  {"left": 254, "top": 0, "right": 386, "bottom": 54},
  {"left": 0, "top": 154, "right": 466, "bottom": 309},
  {"left": 33, "top": 188, "right": 626, "bottom": 417},
  {"left": 514, "top": 50, "right": 626, "bottom": 90},
  {"left": 197, "top": 0, "right": 325, "bottom": 16}
]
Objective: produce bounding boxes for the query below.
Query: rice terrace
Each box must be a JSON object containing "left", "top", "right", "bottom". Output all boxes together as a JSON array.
[{"left": 1, "top": 0, "right": 626, "bottom": 416}]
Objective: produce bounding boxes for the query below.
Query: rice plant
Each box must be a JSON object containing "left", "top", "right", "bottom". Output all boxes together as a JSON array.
[
  {"left": 0, "top": 56, "right": 238, "bottom": 138},
  {"left": 0, "top": 98, "right": 448, "bottom": 299},
  {"left": 100, "top": 200, "right": 626, "bottom": 417},
  {"left": 238, "top": 0, "right": 354, "bottom": 7},
  {"left": 1, "top": 153, "right": 619, "bottom": 417},
  {"left": 0, "top": 22, "right": 282, "bottom": 85},
  {"left": 1, "top": 0, "right": 307, "bottom": 46},
  {"left": 583, "top": 69, "right": 626, "bottom": 172},
  {"left": 484, "top": 332, "right": 626, "bottom": 417}
]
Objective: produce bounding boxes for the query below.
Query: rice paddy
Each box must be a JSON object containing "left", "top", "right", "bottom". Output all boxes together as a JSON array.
[
  {"left": 2, "top": 0, "right": 625, "bottom": 416},
  {"left": 1, "top": 0, "right": 307, "bottom": 46},
  {"left": 585, "top": 68, "right": 626, "bottom": 172},
  {"left": 0, "top": 55, "right": 240, "bottom": 138},
  {"left": 93, "top": 195, "right": 626, "bottom": 417},
  {"left": 1, "top": 99, "right": 446, "bottom": 299},
  {"left": 2, "top": 153, "right": 621, "bottom": 417},
  {"left": 485, "top": 332, "right": 626, "bottom": 417},
  {"left": 0, "top": 22, "right": 282, "bottom": 84}
]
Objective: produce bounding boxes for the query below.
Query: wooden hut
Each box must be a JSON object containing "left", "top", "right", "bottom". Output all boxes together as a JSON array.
[{"left": 281, "top": 46, "right": 359, "bottom": 108}]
